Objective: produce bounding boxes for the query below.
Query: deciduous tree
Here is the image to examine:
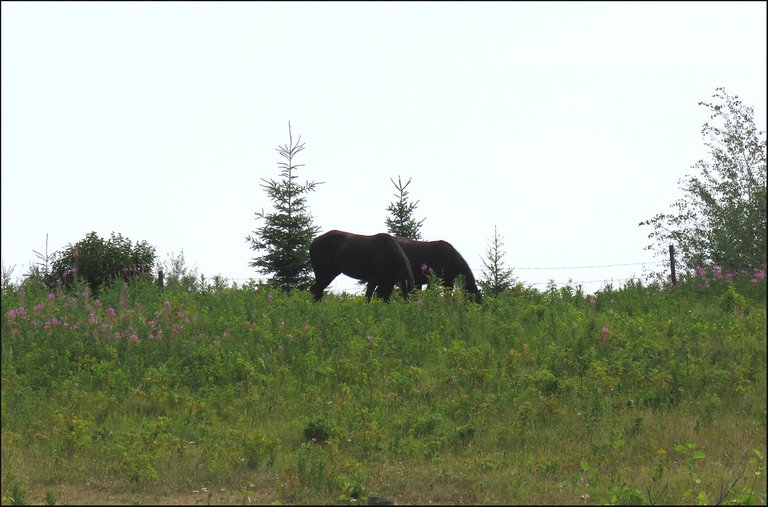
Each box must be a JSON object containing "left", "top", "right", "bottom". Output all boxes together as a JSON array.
[{"left": 640, "top": 88, "right": 766, "bottom": 273}]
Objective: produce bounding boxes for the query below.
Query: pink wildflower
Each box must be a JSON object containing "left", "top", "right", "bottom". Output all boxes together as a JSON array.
[
  {"left": 129, "top": 334, "right": 139, "bottom": 344},
  {"left": 33, "top": 303, "right": 44, "bottom": 312},
  {"left": 107, "top": 308, "right": 116, "bottom": 319},
  {"left": 48, "top": 292, "right": 56, "bottom": 301}
]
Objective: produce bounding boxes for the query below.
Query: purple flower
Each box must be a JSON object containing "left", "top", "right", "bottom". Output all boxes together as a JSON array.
[
  {"left": 754, "top": 269, "right": 766, "bottom": 279},
  {"left": 696, "top": 267, "right": 707, "bottom": 278},
  {"left": 48, "top": 292, "right": 56, "bottom": 301},
  {"left": 72, "top": 250, "right": 80, "bottom": 258},
  {"left": 6, "top": 308, "right": 17, "bottom": 320},
  {"left": 601, "top": 327, "right": 609, "bottom": 335},
  {"left": 107, "top": 308, "right": 116, "bottom": 319},
  {"left": 367, "top": 334, "right": 373, "bottom": 341},
  {"left": 129, "top": 334, "right": 139, "bottom": 344},
  {"left": 163, "top": 300, "right": 171, "bottom": 310},
  {"left": 33, "top": 303, "right": 44, "bottom": 312}
]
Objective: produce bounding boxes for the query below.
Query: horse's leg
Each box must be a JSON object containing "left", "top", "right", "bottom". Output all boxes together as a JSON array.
[
  {"left": 310, "top": 273, "right": 337, "bottom": 301},
  {"left": 376, "top": 283, "right": 395, "bottom": 302},
  {"left": 398, "top": 281, "right": 409, "bottom": 300},
  {"left": 365, "top": 282, "right": 377, "bottom": 302}
]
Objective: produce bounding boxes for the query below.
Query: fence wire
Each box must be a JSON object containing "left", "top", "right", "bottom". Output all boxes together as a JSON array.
[{"left": 222, "top": 259, "right": 667, "bottom": 293}]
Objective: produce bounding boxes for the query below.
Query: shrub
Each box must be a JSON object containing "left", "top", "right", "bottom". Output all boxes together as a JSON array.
[{"left": 46, "top": 231, "right": 156, "bottom": 295}]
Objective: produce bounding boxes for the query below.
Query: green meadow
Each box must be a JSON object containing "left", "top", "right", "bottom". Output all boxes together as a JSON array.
[{"left": 1, "top": 271, "right": 766, "bottom": 505}]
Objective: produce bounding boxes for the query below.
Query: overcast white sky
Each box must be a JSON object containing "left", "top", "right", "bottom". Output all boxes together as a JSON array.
[{"left": 2, "top": 1, "right": 766, "bottom": 295}]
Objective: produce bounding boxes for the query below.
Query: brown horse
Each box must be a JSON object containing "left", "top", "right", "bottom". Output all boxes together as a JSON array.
[
  {"left": 394, "top": 236, "right": 483, "bottom": 303},
  {"left": 309, "top": 230, "right": 415, "bottom": 302}
]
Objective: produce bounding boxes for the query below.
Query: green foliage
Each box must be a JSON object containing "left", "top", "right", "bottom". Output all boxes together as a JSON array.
[
  {"left": 479, "top": 225, "right": 516, "bottom": 296},
  {"left": 304, "top": 419, "right": 334, "bottom": 444},
  {"left": 156, "top": 250, "right": 202, "bottom": 292},
  {"left": 45, "top": 231, "right": 155, "bottom": 295},
  {"left": 641, "top": 87, "right": 767, "bottom": 273},
  {"left": 385, "top": 175, "right": 425, "bottom": 240},
  {"left": 1, "top": 271, "right": 765, "bottom": 504},
  {"left": 247, "top": 121, "right": 321, "bottom": 292}
]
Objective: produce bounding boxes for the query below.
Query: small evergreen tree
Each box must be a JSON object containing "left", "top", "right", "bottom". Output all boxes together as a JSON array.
[
  {"left": 246, "top": 122, "right": 321, "bottom": 292},
  {"left": 385, "top": 175, "right": 425, "bottom": 240},
  {"left": 480, "top": 225, "right": 516, "bottom": 296},
  {"left": 640, "top": 88, "right": 766, "bottom": 273}
]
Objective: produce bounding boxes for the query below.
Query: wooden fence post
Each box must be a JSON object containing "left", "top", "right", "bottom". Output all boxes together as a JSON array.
[
  {"left": 669, "top": 245, "right": 677, "bottom": 287},
  {"left": 157, "top": 269, "right": 164, "bottom": 289}
]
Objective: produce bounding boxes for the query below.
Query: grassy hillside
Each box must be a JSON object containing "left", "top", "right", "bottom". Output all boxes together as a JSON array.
[{"left": 1, "top": 271, "right": 766, "bottom": 505}]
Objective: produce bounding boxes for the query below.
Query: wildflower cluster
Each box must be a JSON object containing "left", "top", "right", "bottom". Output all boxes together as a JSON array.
[
  {"left": 2, "top": 283, "right": 193, "bottom": 347},
  {"left": 688, "top": 265, "right": 766, "bottom": 289}
]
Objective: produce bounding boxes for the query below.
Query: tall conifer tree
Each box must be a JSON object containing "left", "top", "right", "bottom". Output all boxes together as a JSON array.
[
  {"left": 385, "top": 176, "right": 425, "bottom": 240},
  {"left": 247, "top": 122, "right": 321, "bottom": 291}
]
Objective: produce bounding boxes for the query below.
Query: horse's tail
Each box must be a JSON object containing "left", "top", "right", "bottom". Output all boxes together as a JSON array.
[{"left": 394, "top": 240, "right": 415, "bottom": 297}]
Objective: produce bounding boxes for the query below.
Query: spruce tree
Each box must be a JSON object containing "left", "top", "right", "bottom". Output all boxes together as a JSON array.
[
  {"left": 385, "top": 175, "right": 425, "bottom": 240},
  {"left": 480, "top": 225, "right": 516, "bottom": 296},
  {"left": 246, "top": 122, "right": 321, "bottom": 291}
]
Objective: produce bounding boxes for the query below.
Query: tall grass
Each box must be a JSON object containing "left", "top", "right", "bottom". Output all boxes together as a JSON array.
[{"left": 1, "top": 271, "right": 766, "bottom": 505}]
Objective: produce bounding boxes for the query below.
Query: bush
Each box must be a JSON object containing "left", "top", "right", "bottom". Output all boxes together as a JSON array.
[{"left": 46, "top": 231, "right": 156, "bottom": 295}]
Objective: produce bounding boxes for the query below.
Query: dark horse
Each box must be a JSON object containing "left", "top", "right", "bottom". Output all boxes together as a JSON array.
[
  {"left": 394, "top": 236, "right": 483, "bottom": 303},
  {"left": 309, "top": 230, "right": 415, "bottom": 302}
]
